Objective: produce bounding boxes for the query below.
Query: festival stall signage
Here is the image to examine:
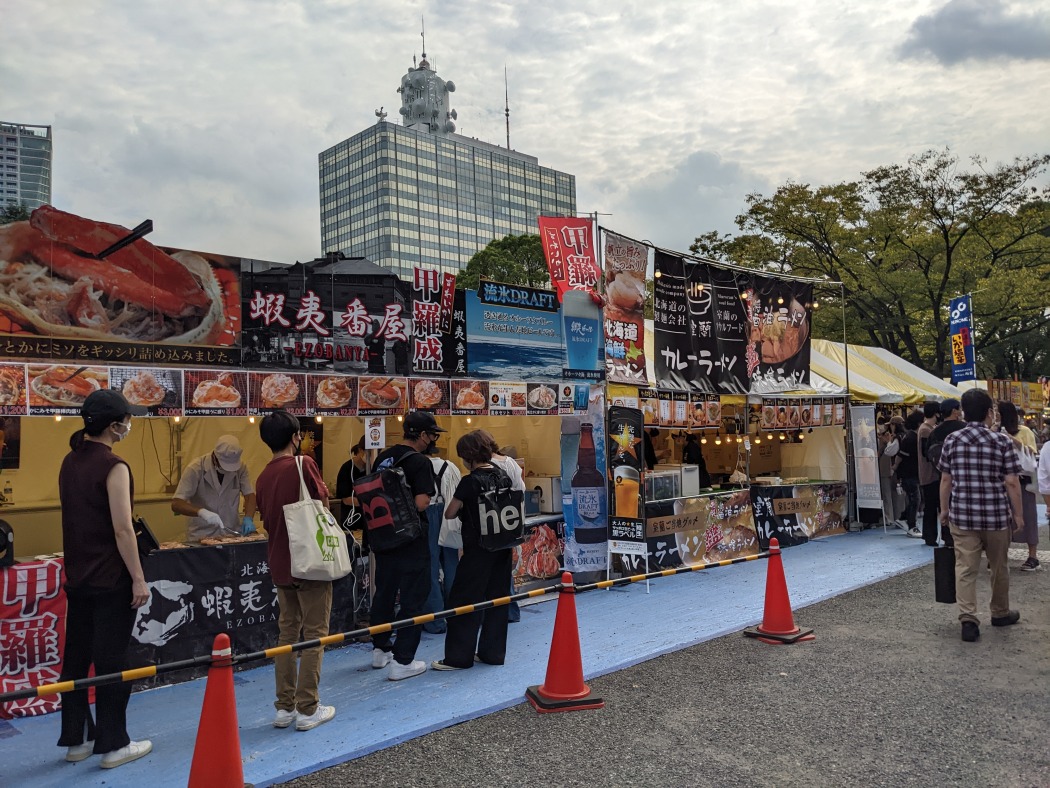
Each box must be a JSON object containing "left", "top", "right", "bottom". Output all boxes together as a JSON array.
[
  {"left": 850, "top": 405, "right": 882, "bottom": 511},
  {"left": 357, "top": 376, "right": 408, "bottom": 416},
  {"left": 408, "top": 378, "right": 450, "bottom": 415},
  {"left": 948, "top": 295, "right": 976, "bottom": 384},
  {"left": 411, "top": 267, "right": 458, "bottom": 376},
  {"left": 465, "top": 282, "right": 563, "bottom": 380},
  {"left": 109, "top": 367, "right": 184, "bottom": 417},
  {"left": 0, "top": 364, "right": 27, "bottom": 416},
  {"left": 451, "top": 379, "right": 489, "bottom": 416},
  {"left": 653, "top": 252, "right": 812, "bottom": 394},
  {"left": 602, "top": 232, "right": 648, "bottom": 385},
  {"left": 607, "top": 406, "right": 647, "bottom": 570},
  {"left": 0, "top": 207, "right": 241, "bottom": 367},
  {"left": 247, "top": 372, "right": 307, "bottom": 416},
  {"left": 26, "top": 365, "right": 109, "bottom": 416},
  {"left": 308, "top": 374, "right": 358, "bottom": 416},
  {"left": 537, "top": 217, "right": 602, "bottom": 299},
  {"left": 183, "top": 370, "right": 248, "bottom": 417},
  {"left": 489, "top": 381, "right": 527, "bottom": 416},
  {"left": 643, "top": 490, "right": 758, "bottom": 570},
  {"left": 241, "top": 258, "right": 410, "bottom": 376},
  {"left": 749, "top": 483, "right": 848, "bottom": 549}
]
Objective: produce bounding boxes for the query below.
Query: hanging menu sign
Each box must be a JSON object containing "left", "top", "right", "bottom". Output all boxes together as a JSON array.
[
  {"left": 357, "top": 376, "right": 408, "bottom": 416},
  {"left": 109, "top": 367, "right": 183, "bottom": 417},
  {"left": 183, "top": 370, "right": 248, "bottom": 417},
  {"left": 409, "top": 378, "right": 450, "bottom": 415},
  {"left": 26, "top": 365, "right": 109, "bottom": 417},
  {"left": 248, "top": 372, "right": 307, "bottom": 416},
  {"left": 489, "top": 381, "right": 526, "bottom": 416},
  {"left": 308, "top": 374, "right": 357, "bottom": 416},
  {"left": 451, "top": 379, "right": 488, "bottom": 416},
  {"left": 0, "top": 363, "right": 29, "bottom": 416}
]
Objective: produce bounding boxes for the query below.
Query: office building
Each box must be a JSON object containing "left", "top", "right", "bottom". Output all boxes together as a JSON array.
[
  {"left": 318, "top": 52, "right": 576, "bottom": 278},
  {"left": 0, "top": 123, "right": 52, "bottom": 210}
]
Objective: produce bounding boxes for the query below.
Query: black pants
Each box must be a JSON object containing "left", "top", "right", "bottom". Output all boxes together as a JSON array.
[
  {"left": 921, "top": 481, "right": 940, "bottom": 545},
  {"left": 900, "top": 477, "right": 921, "bottom": 528},
  {"left": 443, "top": 549, "right": 512, "bottom": 668},
  {"left": 370, "top": 538, "right": 430, "bottom": 665},
  {"left": 57, "top": 584, "right": 136, "bottom": 754}
]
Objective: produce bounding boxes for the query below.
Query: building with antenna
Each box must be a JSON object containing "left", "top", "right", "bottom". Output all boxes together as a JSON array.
[
  {"left": 1, "top": 122, "right": 52, "bottom": 210},
  {"left": 318, "top": 50, "right": 575, "bottom": 279}
]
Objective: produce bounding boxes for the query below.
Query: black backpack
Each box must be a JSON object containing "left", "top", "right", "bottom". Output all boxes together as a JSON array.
[
  {"left": 474, "top": 466, "right": 526, "bottom": 552},
  {"left": 354, "top": 451, "right": 423, "bottom": 553},
  {"left": 925, "top": 437, "right": 945, "bottom": 472}
]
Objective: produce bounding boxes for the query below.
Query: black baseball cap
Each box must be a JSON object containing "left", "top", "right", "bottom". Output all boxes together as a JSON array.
[
  {"left": 82, "top": 389, "right": 147, "bottom": 429},
  {"left": 940, "top": 398, "right": 960, "bottom": 416},
  {"left": 404, "top": 410, "right": 446, "bottom": 436}
]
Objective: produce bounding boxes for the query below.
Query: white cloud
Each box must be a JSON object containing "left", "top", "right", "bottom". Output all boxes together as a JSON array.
[{"left": 3, "top": 0, "right": 1049, "bottom": 261}]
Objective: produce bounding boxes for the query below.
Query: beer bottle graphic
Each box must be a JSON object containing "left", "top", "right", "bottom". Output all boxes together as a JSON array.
[{"left": 571, "top": 423, "right": 607, "bottom": 544}]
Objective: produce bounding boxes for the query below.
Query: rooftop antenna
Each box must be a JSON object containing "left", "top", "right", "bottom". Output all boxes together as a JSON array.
[
  {"left": 504, "top": 65, "right": 511, "bottom": 149},
  {"left": 421, "top": 15, "right": 426, "bottom": 59}
]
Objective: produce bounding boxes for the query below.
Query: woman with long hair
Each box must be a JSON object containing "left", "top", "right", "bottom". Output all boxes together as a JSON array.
[
  {"left": 57, "top": 389, "right": 152, "bottom": 768},
  {"left": 998, "top": 402, "right": 1039, "bottom": 571}
]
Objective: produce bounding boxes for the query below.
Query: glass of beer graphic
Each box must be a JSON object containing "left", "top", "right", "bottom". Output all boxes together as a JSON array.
[{"left": 613, "top": 465, "right": 641, "bottom": 519}]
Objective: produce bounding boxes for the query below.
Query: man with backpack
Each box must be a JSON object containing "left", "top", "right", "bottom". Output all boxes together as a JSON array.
[
  {"left": 367, "top": 411, "right": 443, "bottom": 680},
  {"left": 927, "top": 398, "right": 965, "bottom": 547}
]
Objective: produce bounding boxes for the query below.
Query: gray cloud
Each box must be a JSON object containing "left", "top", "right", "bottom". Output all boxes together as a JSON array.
[{"left": 900, "top": 0, "right": 1050, "bottom": 64}]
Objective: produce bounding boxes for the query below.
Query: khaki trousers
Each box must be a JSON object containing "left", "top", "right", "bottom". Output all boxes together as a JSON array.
[
  {"left": 274, "top": 579, "right": 333, "bottom": 716},
  {"left": 950, "top": 524, "right": 1010, "bottom": 624}
]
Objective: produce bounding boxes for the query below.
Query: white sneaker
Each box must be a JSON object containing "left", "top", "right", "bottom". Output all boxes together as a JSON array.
[
  {"left": 388, "top": 659, "right": 427, "bottom": 681},
  {"left": 371, "top": 648, "right": 392, "bottom": 669},
  {"left": 906, "top": 527, "right": 922, "bottom": 538},
  {"left": 273, "top": 709, "right": 297, "bottom": 728},
  {"left": 100, "top": 740, "right": 152, "bottom": 769},
  {"left": 295, "top": 704, "right": 335, "bottom": 731},
  {"left": 65, "top": 743, "right": 94, "bottom": 762}
]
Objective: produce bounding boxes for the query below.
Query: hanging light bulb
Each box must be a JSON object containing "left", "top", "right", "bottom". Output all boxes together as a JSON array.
[
  {"left": 654, "top": 270, "right": 662, "bottom": 279},
  {"left": 173, "top": 415, "right": 181, "bottom": 424},
  {"left": 754, "top": 436, "right": 761, "bottom": 444},
  {"left": 55, "top": 415, "right": 63, "bottom": 422},
  {"left": 466, "top": 417, "right": 472, "bottom": 424},
  {"left": 397, "top": 414, "right": 403, "bottom": 422},
  {"left": 715, "top": 436, "right": 722, "bottom": 446},
  {"left": 798, "top": 431, "right": 804, "bottom": 441},
  {"left": 736, "top": 436, "right": 743, "bottom": 443},
  {"left": 779, "top": 432, "right": 786, "bottom": 441},
  {"left": 700, "top": 436, "right": 707, "bottom": 445},
  {"left": 813, "top": 300, "right": 820, "bottom": 309},
  {"left": 248, "top": 416, "right": 256, "bottom": 424},
  {"left": 777, "top": 295, "right": 784, "bottom": 305},
  {"left": 315, "top": 415, "right": 324, "bottom": 424}
]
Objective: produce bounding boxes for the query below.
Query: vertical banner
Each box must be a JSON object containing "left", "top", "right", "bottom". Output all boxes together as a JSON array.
[
  {"left": 653, "top": 252, "right": 692, "bottom": 390},
  {"left": 562, "top": 385, "right": 608, "bottom": 576},
  {"left": 745, "top": 275, "right": 813, "bottom": 392},
  {"left": 850, "top": 405, "right": 883, "bottom": 511},
  {"left": 607, "top": 406, "right": 647, "bottom": 571},
  {"left": 602, "top": 232, "right": 648, "bottom": 384},
  {"left": 948, "top": 295, "right": 976, "bottom": 384},
  {"left": 538, "top": 217, "right": 602, "bottom": 300},
  {"left": 411, "top": 267, "right": 458, "bottom": 376},
  {"left": 562, "top": 290, "right": 604, "bottom": 381}
]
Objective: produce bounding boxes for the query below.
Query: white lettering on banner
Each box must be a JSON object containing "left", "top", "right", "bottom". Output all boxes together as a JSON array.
[
  {"left": 295, "top": 291, "right": 330, "bottom": 336},
  {"left": 0, "top": 612, "right": 60, "bottom": 676},
  {"left": 478, "top": 503, "right": 523, "bottom": 537},
  {"left": 339, "top": 298, "right": 371, "bottom": 336},
  {"left": 200, "top": 586, "right": 234, "bottom": 620},
  {"left": 562, "top": 539, "right": 608, "bottom": 571},
  {"left": 239, "top": 580, "right": 266, "bottom": 613},
  {"left": 2, "top": 561, "right": 62, "bottom": 618},
  {"left": 248, "top": 291, "right": 291, "bottom": 328}
]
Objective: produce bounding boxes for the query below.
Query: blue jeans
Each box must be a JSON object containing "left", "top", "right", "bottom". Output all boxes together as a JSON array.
[{"left": 424, "top": 505, "right": 460, "bottom": 632}]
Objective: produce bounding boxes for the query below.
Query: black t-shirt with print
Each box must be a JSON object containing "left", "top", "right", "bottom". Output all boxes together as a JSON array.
[{"left": 453, "top": 465, "right": 511, "bottom": 552}]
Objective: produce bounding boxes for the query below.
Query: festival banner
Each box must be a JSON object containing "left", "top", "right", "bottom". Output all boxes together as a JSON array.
[
  {"left": 450, "top": 379, "right": 488, "bottom": 416},
  {"left": 948, "top": 295, "right": 976, "bottom": 384},
  {"left": 513, "top": 517, "right": 565, "bottom": 593},
  {"left": 749, "top": 483, "right": 848, "bottom": 549},
  {"left": 602, "top": 232, "right": 648, "bottom": 384},
  {"left": 0, "top": 364, "right": 27, "bottom": 416},
  {"left": 643, "top": 489, "right": 758, "bottom": 571},
  {"left": 357, "top": 376, "right": 408, "bottom": 416},
  {"left": 607, "top": 406, "right": 647, "bottom": 572},
  {"left": 308, "top": 374, "right": 357, "bottom": 416},
  {"left": 408, "top": 378, "right": 450, "bottom": 415},
  {"left": 26, "top": 364, "right": 109, "bottom": 416},
  {"left": 247, "top": 372, "right": 308, "bottom": 416},
  {"left": 411, "top": 267, "right": 458, "bottom": 376},
  {"left": 108, "top": 367, "right": 184, "bottom": 417},
  {"left": 745, "top": 274, "right": 813, "bottom": 393},
  {"left": 465, "top": 282, "right": 562, "bottom": 380},
  {"left": 241, "top": 258, "right": 410, "bottom": 375},
  {"left": 0, "top": 206, "right": 241, "bottom": 367},
  {"left": 183, "top": 370, "right": 248, "bottom": 417},
  {"left": 561, "top": 289, "right": 604, "bottom": 382},
  {"left": 537, "top": 216, "right": 602, "bottom": 301},
  {"left": 850, "top": 405, "right": 883, "bottom": 511}
]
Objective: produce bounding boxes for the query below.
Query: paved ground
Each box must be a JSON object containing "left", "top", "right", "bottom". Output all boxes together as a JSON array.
[{"left": 284, "top": 536, "right": 1050, "bottom": 788}]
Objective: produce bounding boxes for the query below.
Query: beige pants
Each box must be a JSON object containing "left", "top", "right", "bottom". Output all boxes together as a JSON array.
[
  {"left": 950, "top": 524, "right": 1010, "bottom": 625},
  {"left": 274, "top": 579, "right": 333, "bottom": 716}
]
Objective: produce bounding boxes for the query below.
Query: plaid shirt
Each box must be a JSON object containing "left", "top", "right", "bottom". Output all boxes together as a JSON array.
[{"left": 940, "top": 422, "right": 1021, "bottom": 530}]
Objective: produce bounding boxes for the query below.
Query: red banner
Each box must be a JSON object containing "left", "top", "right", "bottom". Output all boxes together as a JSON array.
[{"left": 538, "top": 217, "right": 602, "bottom": 301}]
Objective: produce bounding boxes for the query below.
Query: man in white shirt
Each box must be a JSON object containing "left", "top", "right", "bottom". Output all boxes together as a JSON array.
[{"left": 172, "top": 435, "right": 256, "bottom": 541}]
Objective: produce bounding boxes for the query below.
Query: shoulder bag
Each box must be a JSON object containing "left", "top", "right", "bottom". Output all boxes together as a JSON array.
[{"left": 284, "top": 456, "right": 352, "bottom": 581}]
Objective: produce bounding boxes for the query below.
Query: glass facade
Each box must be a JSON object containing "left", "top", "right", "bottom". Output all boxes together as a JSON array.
[
  {"left": 0, "top": 123, "right": 52, "bottom": 210},
  {"left": 318, "top": 122, "right": 576, "bottom": 280}
]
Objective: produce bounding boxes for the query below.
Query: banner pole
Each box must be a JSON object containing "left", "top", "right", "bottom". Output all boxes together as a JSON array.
[{"left": 839, "top": 282, "right": 858, "bottom": 527}]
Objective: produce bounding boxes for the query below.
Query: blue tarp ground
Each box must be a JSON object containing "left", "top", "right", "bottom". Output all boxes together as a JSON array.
[{"left": 0, "top": 529, "right": 933, "bottom": 787}]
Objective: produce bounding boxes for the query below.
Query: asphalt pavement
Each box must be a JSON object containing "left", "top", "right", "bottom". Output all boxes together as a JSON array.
[{"left": 283, "top": 534, "right": 1049, "bottom": 788}]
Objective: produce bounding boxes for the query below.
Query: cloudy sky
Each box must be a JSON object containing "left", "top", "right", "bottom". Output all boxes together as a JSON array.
[{"left": 3, "top": 0, "right": 1049, "bottom": 262}]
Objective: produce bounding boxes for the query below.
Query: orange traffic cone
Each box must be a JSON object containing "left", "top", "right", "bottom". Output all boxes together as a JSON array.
[
  {"left": 188, "top": 633, "right": 246, "bottom": 787},
  {"left": 525, "top": 572, "right": 604, "bottom": 713},
  {"left": 743, "top": 538, "right": 815, "bottom": 645}
]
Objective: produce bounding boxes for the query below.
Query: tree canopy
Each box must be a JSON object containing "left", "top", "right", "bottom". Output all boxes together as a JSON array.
[
  {"left": 457, "top": 233, "right": 551, "bottom": 291},
  {"left": 691, "top": 150, "right": 1050, "bottom": 379},
  {"left": 0, "top": 204, "right": 30, "bottom": 225}
]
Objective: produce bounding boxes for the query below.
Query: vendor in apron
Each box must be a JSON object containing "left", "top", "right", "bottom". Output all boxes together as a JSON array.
[{"left": 171, "top": 435, "right": 257, "bottom": 541}]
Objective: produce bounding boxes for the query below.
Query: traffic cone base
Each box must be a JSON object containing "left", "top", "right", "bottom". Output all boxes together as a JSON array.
[
  {"left": 745, "top": 538, "right": 814, "bottom": 646},
  {"left": 526, "top": 684, "right": 604, "bottom": 713},
  {"left": 525, "top": 571, "right": 604, "bottom": 714}
]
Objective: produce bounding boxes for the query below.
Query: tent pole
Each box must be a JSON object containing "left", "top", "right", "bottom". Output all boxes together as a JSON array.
[{"left": 839, "top": 282, "right": 858, "bottom": 527}]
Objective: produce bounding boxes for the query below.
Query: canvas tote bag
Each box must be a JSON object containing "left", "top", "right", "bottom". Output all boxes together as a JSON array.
[{"left": 284, "top": 456, "right": 352, "bottom": 581}]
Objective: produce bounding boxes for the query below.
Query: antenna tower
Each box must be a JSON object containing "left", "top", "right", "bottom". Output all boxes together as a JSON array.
[{"left": 504, "top": 66, "right": 511, "bottom": 149}]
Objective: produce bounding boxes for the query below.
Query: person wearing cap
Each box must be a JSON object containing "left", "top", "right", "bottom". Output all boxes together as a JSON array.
[
  {"left": 57, "top": 389, "right": 152, "bottom": 768},
  {"left": 368, "top": 410, "right": 443, "bottom": 681},
  {"left": 171, "top": 435, "right": 257, "bottom": 542}
]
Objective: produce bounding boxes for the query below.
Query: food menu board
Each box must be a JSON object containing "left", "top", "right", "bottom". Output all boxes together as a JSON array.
[
  {"left": 808, "top": 401, "right": 821, "bottom": 427},
  {"left": 450, "top": 379, "right": 488, "bottom": 416},
  {"left": 759, "top": 397, "right": 843, "bottom": 430},
  {"left": 489, "top": 381, "right": 527, "bottom": 416},
  {"left": 248, "top": 372, "right": 307, "bottom": 416},
  {"left": 309, "top": 374, "right": 357, "bottom": 416},
  {"left": 183, "top": 370, "right": 248, "bottom": 416},
  {"left": 526, "top": 383, "right": 559, "bottom": 416},
  {"left": 27, "top": 365, "right": 109, "bottom": 416},
  {"left": 672, "top": 391, "right": 689, "bottom": 426},
  {"left": 0, "top": 363, "right": 27, "bottom": 416},
  {"left": 834, "top": 400, "right": 846, "bottom": 425},
  {"left": 409, "top": 378, "right": 450, "bottom": 415},
  {"left": 357, "top": 376, "right": 408, "bottom": 416},
  {"left": 657, "top": 390, "right": 673, "bottom": 425},
  {"left": 639, "top": 388, "right": 659, "bottom": 426},
  {"left": 109, "top": 367, "right": 183, "bottom": 417},
  {"left": 784, "top": 400, "right": 800, "bottom": 430}
]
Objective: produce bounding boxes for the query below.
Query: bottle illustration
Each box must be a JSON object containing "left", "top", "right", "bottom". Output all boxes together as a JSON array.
[{"left": 571, "top": 423, "right": 607, "bottom": 543}]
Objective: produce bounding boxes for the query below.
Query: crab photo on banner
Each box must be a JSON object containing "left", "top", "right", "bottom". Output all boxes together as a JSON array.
[
  {"left": 0, "top": 206, "right": 240, "bottom": 366},
  {"left": 602, "top": 232, "right": 648, "bottom": 385},
  {"left": 108, "top": 367, "right": 184, "bottom": 417}
]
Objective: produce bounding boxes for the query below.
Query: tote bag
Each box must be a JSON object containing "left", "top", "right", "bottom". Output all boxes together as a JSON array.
[{"left": 284, "top": 456, "right": 352, "bottom": 581}]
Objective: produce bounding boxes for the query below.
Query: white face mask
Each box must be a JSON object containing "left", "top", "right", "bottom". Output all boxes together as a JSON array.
[{"left": 112, "top": 421, "right": 131, "bottom": 441}]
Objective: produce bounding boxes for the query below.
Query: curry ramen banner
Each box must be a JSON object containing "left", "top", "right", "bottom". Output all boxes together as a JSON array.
[{"left": 653, "top": 252, "right": 812, "bottom": 394}]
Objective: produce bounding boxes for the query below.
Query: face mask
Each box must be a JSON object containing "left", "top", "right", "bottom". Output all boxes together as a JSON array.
[{"left": 112, "top": 421, "right": 131, "bottom": 441}]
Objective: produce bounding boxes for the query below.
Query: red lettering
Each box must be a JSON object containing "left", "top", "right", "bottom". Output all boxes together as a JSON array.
[{"left": 356, "top": 476, "right": 395, "bottom": 530}]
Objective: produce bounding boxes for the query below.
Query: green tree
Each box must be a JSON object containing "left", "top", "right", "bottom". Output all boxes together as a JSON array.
[
  {"left": 0, "top": 204, "right": 30, "bottom": 225},
  {"left": 691, "top": 150, "right": 1050, "bottom": 379},
  {"left": 457, "top": 234, "right": 551, "bottom": 291}
]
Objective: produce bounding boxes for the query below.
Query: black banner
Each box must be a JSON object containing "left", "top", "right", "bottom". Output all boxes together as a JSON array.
[{"left": 748, "top": 483, "right": 848, "bottom": 549}]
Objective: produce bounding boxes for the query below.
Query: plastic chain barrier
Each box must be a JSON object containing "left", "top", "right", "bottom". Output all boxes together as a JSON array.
[{"left": 0, "top": 550, "right": 770, "bottom": 705}]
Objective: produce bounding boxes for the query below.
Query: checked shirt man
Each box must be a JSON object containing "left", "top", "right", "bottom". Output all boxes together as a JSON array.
[{"left": 938, "top": 389, "right": 1023, "bottom": 642}]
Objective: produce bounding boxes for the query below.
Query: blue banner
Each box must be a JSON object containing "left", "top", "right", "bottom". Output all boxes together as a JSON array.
[{"left": 949, "top": 295, "right": 976, "bottom": 383}]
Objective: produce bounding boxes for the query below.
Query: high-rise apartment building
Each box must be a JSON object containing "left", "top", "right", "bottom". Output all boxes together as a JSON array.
[
  {"left": 0, "top": 123, "right": 52, "bottom": 210},
  {"left": 318, "top": 53, "right": 576, "bottom": 279}
]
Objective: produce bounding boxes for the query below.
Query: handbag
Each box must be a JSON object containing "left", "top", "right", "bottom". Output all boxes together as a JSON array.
[
  {"left": 284, "top": 456, "right": 352, "bottom": 581},
  {"left": 132, "top": 515, "right": 159, "bottom": 560},
  {"left": 934, "top": 545, "right": 955, "bottom": 604}
]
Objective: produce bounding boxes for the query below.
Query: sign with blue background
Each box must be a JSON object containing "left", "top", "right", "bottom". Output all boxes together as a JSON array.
[{"left": 948, "top": 295, "right": 976, "bottom": 383}]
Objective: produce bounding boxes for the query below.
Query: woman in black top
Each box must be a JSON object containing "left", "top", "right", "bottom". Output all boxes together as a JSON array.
[
  {"left": 57, "top": 390, "right": 152, "bottom": 769},
  {"left": 432, "top": 432, "right": 513, "bottom": 670}
]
